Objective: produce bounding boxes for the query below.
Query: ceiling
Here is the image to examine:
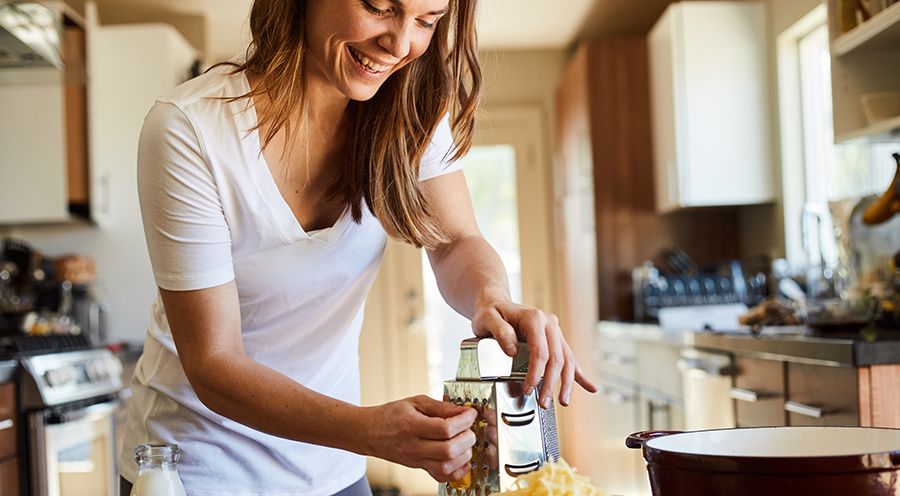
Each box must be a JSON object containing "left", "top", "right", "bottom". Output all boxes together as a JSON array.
[{"left": 81, "top": 0, "right": 674, "bottom": 61}]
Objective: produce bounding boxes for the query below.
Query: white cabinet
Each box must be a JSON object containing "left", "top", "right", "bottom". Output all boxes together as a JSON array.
[
  {"left": 86, "top": 10, "right": 197, "bottom": 227},
  {"left": 0, "top": 69, "right": 69, "bottom": 223},
  {"left": 648, "top": 1, "right": 774, "bottom": 212},
  {"left": 0, "top": 3, "right": 196, "bottom": 227}
]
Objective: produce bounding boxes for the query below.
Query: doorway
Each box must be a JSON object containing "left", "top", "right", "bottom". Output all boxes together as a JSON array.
[{"left": 359, "top": 106, "right": 556, "bottom": 495}]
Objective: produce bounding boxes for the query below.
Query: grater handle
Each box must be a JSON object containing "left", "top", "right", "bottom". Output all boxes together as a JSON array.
[
  {"left": 504, "top": 460, "right": 542, "bottom": 477},
  {"left": 456, "top": 337, "right": 529, "bottom": 380}
]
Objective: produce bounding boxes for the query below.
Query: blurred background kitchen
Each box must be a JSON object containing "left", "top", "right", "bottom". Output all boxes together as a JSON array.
[{"left": 0, "top": 0, "right": 899, "bottom": 495}]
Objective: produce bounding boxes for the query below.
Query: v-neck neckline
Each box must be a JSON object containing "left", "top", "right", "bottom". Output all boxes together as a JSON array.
[{"left": 237, "top": 71, "right": 352, "bottom": 246}]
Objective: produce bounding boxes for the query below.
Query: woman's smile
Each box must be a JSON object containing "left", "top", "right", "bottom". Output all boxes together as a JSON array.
[{"left": 348, "top": 46, "right": 393, "bottom": 74}]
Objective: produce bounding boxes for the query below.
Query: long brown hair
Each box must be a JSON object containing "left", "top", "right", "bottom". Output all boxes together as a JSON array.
[{"left": 232, "top": 0, "right": 481, "bottom": 249}]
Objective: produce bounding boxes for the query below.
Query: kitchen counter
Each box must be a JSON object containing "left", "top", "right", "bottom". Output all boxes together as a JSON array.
[
  {"left": 597, "top": 321, "right": 688, "bottom": 348},
  {"left": 687, "top": 327, "right": 900, "bottom": 367}
]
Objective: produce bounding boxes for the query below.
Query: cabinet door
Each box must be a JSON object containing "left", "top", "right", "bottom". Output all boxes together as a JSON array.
[
  {"left": 0, "top": 69, "right": 69, "bottom": 223},
  {"left": 595, "top": 381, "right": 647, "bottom": 496},
  {"left": 0, "top": 457, "right": 19, "bottom": 496},
  {"left": 786, "top": 363, "right": 859, "bottom": 427},
  {"left": 732, "top": 356, "right": 786, "bottom": 427},
  {"left": 86, "top": 20, "right": 197, "bottom": 227},
  {"left": 0, "top": 383, "right": 16, "bottom": 460},
  {"left": 648, "top": 2, "right": 773, "bottom": 211},
  {"left": 648, "top": 6, "right": 680, "bottom": 212}
]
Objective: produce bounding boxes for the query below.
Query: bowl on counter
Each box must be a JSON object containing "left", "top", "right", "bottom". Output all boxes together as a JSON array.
[
  {"left": 626, "top": 427, "right": 900, "bottom": 496},
  {"left": 805, "top": 296, "right": 878, "bottom": 332}
]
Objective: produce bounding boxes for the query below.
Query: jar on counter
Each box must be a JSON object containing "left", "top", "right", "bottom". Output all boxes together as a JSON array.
[{"left": 130, "top": 444, "right": 186, "bottom": 496}]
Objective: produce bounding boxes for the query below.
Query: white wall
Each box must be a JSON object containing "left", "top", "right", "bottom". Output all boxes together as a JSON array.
[{"left": 739, "top": 0, "right": 827, "bottom": 260}]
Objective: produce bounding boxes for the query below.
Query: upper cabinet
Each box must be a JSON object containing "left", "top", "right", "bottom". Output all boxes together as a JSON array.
[
  {"left": 827, "top": 0, "right": 900, "bottom": 142},
  {"left": 0, "top": 2, "right": 87, "bottom": 224},
  {"left": 0, "top": 1, "right": 197, "bottom": 226},
  {"left": 648, "top": 1, "right": 774, "bottom": 212}
]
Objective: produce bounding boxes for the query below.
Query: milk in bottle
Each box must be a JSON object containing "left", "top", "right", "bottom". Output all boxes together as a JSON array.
[{"left": 130, "top": 444, "right": 187, "bottom": 496}]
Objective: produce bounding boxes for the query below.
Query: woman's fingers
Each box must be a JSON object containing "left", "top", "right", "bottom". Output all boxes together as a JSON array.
[
  {"left": 425, "top": 448, "right": 475, "bottom": 483},
  {"left": 575, "top": 362, "right": 599, "bottom": 393},
  {"left": 517, "top": 310, "right": 549, "bottom": 395},
  {"left": 414, "top": 397, "right": 477, "bottom": 440},
  {"left": 538, "top": 320, "right": 564, "bottom": 409},
  {"left": 416, "top": 429, "right": 477, "bottom": 460},
  {"left": 473, "top": 307, "right": 518, "bottom": 356},
  {"left": 558, "top": 341, "right": 577, "bottom": 406}
]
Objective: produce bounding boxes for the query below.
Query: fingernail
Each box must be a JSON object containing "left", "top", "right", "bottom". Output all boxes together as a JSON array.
[
  {"left": 563, "top": 393, "right": 571, "bottom": 405},
  {"left": 541, "top": 397, "right": 550, "bottom": 409},
  {"left": 525, "top": 386, "right": 534, "bottom": 395}
]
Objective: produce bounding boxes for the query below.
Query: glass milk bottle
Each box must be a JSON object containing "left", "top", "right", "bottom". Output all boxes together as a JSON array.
[{"left": 130, "top": 444, "right": 187, "bottom": 496}]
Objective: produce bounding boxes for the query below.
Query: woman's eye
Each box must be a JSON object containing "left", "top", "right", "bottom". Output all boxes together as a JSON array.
[
  {"left": 361, "top": 0, "right": 390, "bottom": 16},
  {"left": 418, "top": 20, "right": 436, "bottom": 30}
]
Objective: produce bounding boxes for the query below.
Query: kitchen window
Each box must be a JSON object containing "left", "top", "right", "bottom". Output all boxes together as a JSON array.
[{"left": 778, "top": 5, "right": 899, "bottom": 267}]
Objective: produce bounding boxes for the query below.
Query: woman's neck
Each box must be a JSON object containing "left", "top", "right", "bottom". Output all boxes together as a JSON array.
[{"left": 247, "top": 70, "right": 350, "bottom": 142}]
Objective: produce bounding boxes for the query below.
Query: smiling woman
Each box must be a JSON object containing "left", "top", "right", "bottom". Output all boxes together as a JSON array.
[
  {"left": 239, "top": 0, "right": 481, "bottom": 249},
  {"left": 118, "top": 0, "right": 595, "bottom": 495}
]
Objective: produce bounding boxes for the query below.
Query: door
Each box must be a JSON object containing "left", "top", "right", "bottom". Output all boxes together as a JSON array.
[{"left": 359, "top": 106, "right": 556, "bottom": 495}]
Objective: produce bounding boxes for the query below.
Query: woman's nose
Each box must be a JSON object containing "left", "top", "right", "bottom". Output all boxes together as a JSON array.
[{"left": 378, "top": 22, "right": 413, "bottom": 60}]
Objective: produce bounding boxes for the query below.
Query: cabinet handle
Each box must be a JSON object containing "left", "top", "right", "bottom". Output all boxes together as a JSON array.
[
  {"left": 0, "top": 418, "right": 12, "bottom": 431},
  {"left": 599, "top": 385, "right": 634, "bottom": 405},
  {"left": 602, "top": 352, "right": 634, "bottom": 366},
  {"left": 730, "top": 387, "right": 764, "bottom": 403},
  {"left": 784, "top": 401, "right": 826, "bottom": 418}
]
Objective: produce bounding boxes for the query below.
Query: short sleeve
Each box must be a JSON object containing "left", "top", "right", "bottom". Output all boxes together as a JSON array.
[
  {"left": 137, "top": 102, "right": 235, "bottom": 291},
  {"left": 418, "top": 114, "right": 463, "bottom": 181}
]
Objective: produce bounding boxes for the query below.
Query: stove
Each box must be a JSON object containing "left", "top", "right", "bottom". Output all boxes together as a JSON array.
[{"left": 2, "top": 336, "right": 125, "bottom": 496}]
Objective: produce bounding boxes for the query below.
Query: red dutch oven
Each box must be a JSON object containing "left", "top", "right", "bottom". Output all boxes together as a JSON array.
[{"left": 626, "top": 427, "right": 900, "bottom": 496}]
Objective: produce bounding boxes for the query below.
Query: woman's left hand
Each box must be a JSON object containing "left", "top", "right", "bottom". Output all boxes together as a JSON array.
[{"left": 471, "top": 300, "right": 598, "bottom": 408}]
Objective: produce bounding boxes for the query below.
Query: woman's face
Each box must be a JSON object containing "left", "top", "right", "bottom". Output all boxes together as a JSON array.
[{"left": 306, "top": 0, "right": 451, "bottom": 101}]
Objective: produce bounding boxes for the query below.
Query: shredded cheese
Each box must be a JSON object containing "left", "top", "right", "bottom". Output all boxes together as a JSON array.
[{"left": 496, "top": 459, "right": 605, "bottom": 496}]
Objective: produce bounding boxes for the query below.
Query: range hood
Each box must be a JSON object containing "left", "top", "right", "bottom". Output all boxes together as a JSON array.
[{"left": 0, "top": 1, "right": 64, "bottom": 69}]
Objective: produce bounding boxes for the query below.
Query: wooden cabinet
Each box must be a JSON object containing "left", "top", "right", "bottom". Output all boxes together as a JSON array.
[
  {"left": 858, "top": 365, "right": 900, "bottom": 428},
  {"left": 0, "top": 383, "right": 18, "bottom": 494},
  {"left": 648, "top": 1, "right": 774, "bottom": 211},
  {"left": 732, "top": 356, "right": 786, "bottom": 427},
  {"left": 729, "top": 356, "right": 900, "bottom": 429},
  {"left": 786, "top": 363, "right": 859, "bottom": 426},
  {"left": 554, "top": 39, "right": 741, "bottom": 490}
]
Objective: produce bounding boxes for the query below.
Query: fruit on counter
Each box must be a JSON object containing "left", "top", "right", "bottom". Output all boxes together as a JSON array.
[
  {"left": 739, "top": 298, "right": 801, "bottom": 327},
  {"left": 862, "top": 153, "right": 900, "bottom": 225},
  {"left": 496, "top": 459, "right": 605, "bottom": 496}
]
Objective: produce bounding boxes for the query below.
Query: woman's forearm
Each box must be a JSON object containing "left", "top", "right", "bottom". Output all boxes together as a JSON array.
[
  {"left": 428, "top": 234, "right": 511, "bottom": 318},
  {"left": 190, "top": 351, "right": 375, "bottom": 456}
]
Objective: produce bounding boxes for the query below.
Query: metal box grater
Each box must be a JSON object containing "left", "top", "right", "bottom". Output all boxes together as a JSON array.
[{"left": 439, "top": 338, "right": 560, "bottom": 496}]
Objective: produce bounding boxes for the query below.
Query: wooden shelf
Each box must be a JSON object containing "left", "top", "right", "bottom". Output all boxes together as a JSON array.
[
  {"left": 833, "top": 1, "right": 900, "bottom": 56},
  {"left": 835, "top": 114, "right": 900, "bottom": 142}
]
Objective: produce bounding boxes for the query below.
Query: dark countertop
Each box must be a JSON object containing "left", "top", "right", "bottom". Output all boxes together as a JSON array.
[{"left": 687, "top": 327, "right": 900, "bottom": 367}]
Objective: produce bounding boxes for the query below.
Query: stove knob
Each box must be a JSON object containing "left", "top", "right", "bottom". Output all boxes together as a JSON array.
[
  {"left": 85, "top": 363, "right": 97, "bottom": 382},
  {"left": 43, "top": 370, "right": 58, "bottom": 387}
]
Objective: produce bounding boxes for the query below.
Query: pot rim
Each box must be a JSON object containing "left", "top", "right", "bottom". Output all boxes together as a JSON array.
[{"left": 632, "top": 426, "right": 900, "bottom": 475}]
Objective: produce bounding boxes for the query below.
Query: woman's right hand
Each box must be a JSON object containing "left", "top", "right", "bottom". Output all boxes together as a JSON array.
[{"left": 363, "top": 395, "right": 477, "bottom": 483}]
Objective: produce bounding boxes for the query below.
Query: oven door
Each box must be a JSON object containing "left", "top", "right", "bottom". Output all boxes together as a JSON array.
[{"left": 28, "top": 399, "right": 121, "bottom": 496}]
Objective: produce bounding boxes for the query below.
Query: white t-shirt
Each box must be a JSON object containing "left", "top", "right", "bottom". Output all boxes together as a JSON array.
[{"left": 118, "top": 66, "right": 461, "bottom": 496}]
